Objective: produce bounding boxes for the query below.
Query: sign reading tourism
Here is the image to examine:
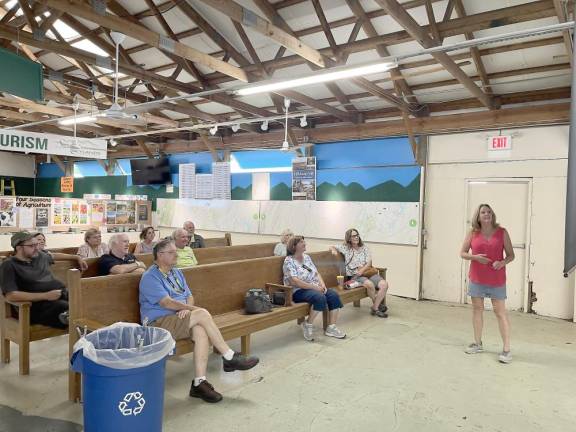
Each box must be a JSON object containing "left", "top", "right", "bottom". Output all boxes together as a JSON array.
[
  {"left": 61, "top": 176, "right": 74, "bottom": 193},
  {"left": 0, "top": 130, "right": 107, "bottom": 159},
  {"left": 292, "top": 157, "right": 316, "bottom": 201}
]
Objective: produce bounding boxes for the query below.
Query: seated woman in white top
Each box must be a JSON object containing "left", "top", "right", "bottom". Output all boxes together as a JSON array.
[
  {"left": 274, "top": 229, "right": 293, "bottom": 256},
  {"left": 283, "top": 236, "right": 346, "bottom": 342},
  {"left": 77, "top": 228, "right": 109, "bottom": 258},
  {"left": 330, "top": 228, "right": 389, "bottom": 318},
  {"left": 134, "top": 226, "right": 157, "bottom": 254}
]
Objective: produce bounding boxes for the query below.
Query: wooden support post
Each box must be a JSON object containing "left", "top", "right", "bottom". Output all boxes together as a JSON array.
[
  {"left": 18, "top": 305, "right": 30, "bottom": 376},
  {"left": 241, "top": 334, "right": 250, "bottom": 355},
  {"left": 67, "top": 269, "right": 82, "bottom": 402},
  {"left": 353, "top": 300, "right": 361, "bottom": 308}
]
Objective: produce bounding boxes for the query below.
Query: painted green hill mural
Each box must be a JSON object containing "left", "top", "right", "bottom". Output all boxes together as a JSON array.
[
  {"left": 270, "top": 183, "right": 291, "bottom": 200},
  {"left": 317, "top": 174, "right": 420, "bottom": 202},
  {"left": 231, "top": 185, "right": 252, "bottom": 200}
]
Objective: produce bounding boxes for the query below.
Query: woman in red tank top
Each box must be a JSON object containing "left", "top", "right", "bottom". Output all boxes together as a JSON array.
[{"left": 460, "top": 204, "right": 515, "bottom": 364}]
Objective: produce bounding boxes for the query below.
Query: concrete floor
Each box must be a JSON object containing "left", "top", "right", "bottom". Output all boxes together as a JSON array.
[{"left": 1, "top": 297, "right": 576, "bottom": 432}]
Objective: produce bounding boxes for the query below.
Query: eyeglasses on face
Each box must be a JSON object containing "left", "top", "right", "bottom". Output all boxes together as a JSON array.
[{"left": 20, "top": 243, "right": 39, "bottom": 248}]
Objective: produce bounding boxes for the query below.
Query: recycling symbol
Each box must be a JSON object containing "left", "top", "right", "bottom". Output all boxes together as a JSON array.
[{"left": 118, "top": 391, "right": 146, "bottom": 416}]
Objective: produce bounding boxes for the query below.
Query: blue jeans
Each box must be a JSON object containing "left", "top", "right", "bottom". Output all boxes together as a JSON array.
[{"left": 292, "top": 288, "right": 343, "bottom": 312}]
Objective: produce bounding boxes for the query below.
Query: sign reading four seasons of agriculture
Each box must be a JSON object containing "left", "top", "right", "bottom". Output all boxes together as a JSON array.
[
  {"left": 292, "top": 157, "right": 316, "bottom": 201},
  {"left": 0, "top": 130, "right": 107, "bottom": 159}
]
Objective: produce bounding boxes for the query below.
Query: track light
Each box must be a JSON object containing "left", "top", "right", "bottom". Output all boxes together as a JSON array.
[
  {"left": 59, "top": 115, "right": 97, "bottom": 126},
  {"left": 261, "top": 120, "right": 269, "bottom": 131},
  {"left": 209, "top": 125, "right": 218, "bottom": 135},
  {"left": 231, "top": 123, "right": 240, "bottom": 133},
  {"left": 237, "top": 62, "right": 395, "bottom": 96},
  {"left": 300, "top": 115, "right": 307, "bottom": 128}
]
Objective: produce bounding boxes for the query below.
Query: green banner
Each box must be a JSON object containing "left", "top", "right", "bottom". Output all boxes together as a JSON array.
[{"left": 0, "top": 47, "right": 44, "bottom": 101}]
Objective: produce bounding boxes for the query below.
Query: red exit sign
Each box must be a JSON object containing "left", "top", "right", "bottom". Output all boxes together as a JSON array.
[{"left": 489, "top": 135, "right": 512, "bottom": 151}]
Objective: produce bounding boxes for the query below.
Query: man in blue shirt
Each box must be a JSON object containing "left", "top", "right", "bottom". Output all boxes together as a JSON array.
[{"left": 139, "top": 238, "right": 259, "bottom": 403}]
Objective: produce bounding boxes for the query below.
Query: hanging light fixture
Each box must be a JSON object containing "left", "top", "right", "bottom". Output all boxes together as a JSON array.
[{"left": 300, "top": 115, "right": 308, "bottom": 128}]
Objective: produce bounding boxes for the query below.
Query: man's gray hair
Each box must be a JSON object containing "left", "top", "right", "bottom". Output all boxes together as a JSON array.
[
  {"left": 108, "top": 233, "right": 127, "bottom": 248},
  {"left": 172, "top": 228, "right": 188, "bottom": 239}
]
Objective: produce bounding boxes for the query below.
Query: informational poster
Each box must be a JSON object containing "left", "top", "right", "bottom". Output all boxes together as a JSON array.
[
  {"left": 138, "top": 203, "right": 149, "bottom": 222},
  {"left": 36, "top": 208, "right": 49, "bottom": 227},
  {"left": 106, "top": 202, "right": 117, "bottom": 225},
  {"left": 292, "top": 157, "right": 316, "bottom": 200},
  {"left": 179, "top": 163, "right": 196, "bottom": 199},
  {"left": 62, "top": 200, "right": 72, "bottom": 224},
  {"left": 91, "top": 202, "right": 105, "bottom": 225},
  {"left": 71, "top": 201, "right": 79, "bottom": 224},
  {"left": 18, "top": 207, "right": 34, "bottom": 229},
  {"left": 195, "top": 174, "right": 214, "bottom": 199},
  {"left": 80, "top": 203, "right": 88, "bottom": 225},
  {"left": 61, "top": 176, "right": 74, "bottom": 193},
  {"left": 53, "top": 200, "right": 62, "bottom": 225},
  {"left": 116, "top": 201, "right": 128, "bottom": 225},
  {"left": 212, "top": 162, "right": 231, "bottom": 200},
  {"left": 84, "top": 193, "right": 111, "bottom": 200},
  {"left": 115, "top": 194, "right": 147, "bottom": 201},
  {"left": 0, "top": 197, "right": 17, "bottom": 227}
]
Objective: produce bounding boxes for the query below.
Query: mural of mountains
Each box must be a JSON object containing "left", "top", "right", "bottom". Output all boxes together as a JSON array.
[
  {"left": 317, "top": 174, "right": 420, "bottom": 202},
  {"left": 232, "top": 185, "right": 252, "bottom": 200},
  {"left": 270, "top": 183, "right": 291, "bottom": 200}
]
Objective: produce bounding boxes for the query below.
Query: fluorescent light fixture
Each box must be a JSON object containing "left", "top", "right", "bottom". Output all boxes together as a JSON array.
[
  {"left": 237, "top": 62, "right": 395, "bottom": 96},
  {"left": 58, "top": 115, "right": 97, "bottom": 126}
]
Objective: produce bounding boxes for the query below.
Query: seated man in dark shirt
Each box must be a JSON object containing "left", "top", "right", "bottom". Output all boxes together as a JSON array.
[
  {"left": 183, "top": 221, "right": 205, "bottom": 249},
  {"left": 0, "top": 231, "right": 80, "bottom": 329},
  {"left": 98, "top": 233, "right": 146, "bottom": 276}
]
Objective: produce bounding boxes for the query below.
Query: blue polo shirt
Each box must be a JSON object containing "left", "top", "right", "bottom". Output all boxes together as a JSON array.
[{"left": 139, "top": 265, "right": 191, "bottom": 323}]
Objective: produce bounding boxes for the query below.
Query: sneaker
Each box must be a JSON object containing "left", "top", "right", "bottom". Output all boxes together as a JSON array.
[
  {"left": 378, "top": 304, "right": 388, "bottom": 313},
  {"left": 189, "top": 380, "right": 223, "bottom": 403},
  {"left": 370, "top": 308, "right": 388, "bottom": 318},
  {"left": 302, "top": 322, "right": 314, "bottom": 341},
  {"left": 58, "top": 311, "right": 69, "bottom": 326},
  {"left": 325, "top": 324, "right": 346, "bottom": 339},
  {"left": 498, "top": 351, "right": 512, "bottom": 364},
  {"left": 465, "top": 342, "right": 484, "bottom": 354},
  {"left": 222, "top": 352, "right": 260, "bottom": 372}
]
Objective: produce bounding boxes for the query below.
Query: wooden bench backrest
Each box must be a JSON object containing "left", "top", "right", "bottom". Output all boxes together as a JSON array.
[
  {"left": 69, "top": 250, "right": 344, "bottom": 325},
  {"left": 203, "top": 233, "right": 232, "bottom": 247},
  {"left": 54, "top": 242, "right": 276, "bottom": 279}
]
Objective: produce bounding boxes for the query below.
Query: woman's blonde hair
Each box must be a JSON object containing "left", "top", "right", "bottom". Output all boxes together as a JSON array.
[
  {"left": 84, "top": 228, "right": 101, "bottom": 243},
  {"left": 471, "top": 204, "right": 499, "bottom": 231},
  {"left": 280, "top": 229, "right": 293, "bottom": 244}
]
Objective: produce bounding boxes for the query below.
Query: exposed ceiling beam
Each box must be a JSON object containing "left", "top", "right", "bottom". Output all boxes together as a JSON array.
[
  {"left": 552, "top": 0, "right": 573, "bottom": 64},
  {"left": 375, "top": 0, "right": 496, "bottom": 109},
  {"left": 198, "top": 0, "right": 326, "bottom": 67},
  {"left": 38, "top": 0, "right": 248, "bottom": 81}
]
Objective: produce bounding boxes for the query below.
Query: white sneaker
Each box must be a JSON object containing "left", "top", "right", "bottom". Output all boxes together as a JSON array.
[
  {"left": 465, "top": 342, "right": 483, "bottom": 354},
  {"left": 302, "top": 323, "right": 314, "bottom": 341},
  {"left": 325, "top": 324, "right": 346, "bottom": 339},
  {"left": 498, "top": 351, "right": 512, "bottom": 364}
]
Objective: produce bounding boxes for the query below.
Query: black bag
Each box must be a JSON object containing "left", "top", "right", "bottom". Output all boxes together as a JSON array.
[
  {"left": 244, "top": 289, "right": 273, "bottom": 314},
  {"left": 272, "top": 291, "right": 286, "bottom": 306}
]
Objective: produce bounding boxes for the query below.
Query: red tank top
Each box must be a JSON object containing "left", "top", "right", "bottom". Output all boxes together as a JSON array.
[{"left": 469, "top": 227, "right": 506, "bottom": 287}]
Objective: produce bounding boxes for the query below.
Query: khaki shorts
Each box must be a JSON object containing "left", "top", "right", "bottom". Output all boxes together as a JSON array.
[{"left": 152, "top": 314, "right": 192, "bottom": 341}]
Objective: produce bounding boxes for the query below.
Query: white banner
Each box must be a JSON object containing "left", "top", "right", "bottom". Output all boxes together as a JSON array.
[{"left": 0, "top": 129, "right": 107, "bottom": 159}]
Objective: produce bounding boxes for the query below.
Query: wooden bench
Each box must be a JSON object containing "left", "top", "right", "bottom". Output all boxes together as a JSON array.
[
  {"left": 1, "top": 294, "right": 67, "bottom": 375},
  {"left": 52, "top": 242, "right": 276, "bottom": 278},
  {"left": 67, "top": 251, "right": 382, "bottom": 401}
]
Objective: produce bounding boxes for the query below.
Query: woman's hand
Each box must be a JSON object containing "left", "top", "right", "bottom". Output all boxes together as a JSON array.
[
  {"left": 492, "top": 261, "right": 506, "bottom": 270},
  {"left": 329, "top": 247, "right": 339, "bottom": 256},
  {"left": 474, "top": 254, "right": 492, "bottom": 265}
]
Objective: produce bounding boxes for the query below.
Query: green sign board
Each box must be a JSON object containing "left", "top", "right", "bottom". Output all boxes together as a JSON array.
[{"left": 0, "top": 47, "right": 44, "bottom": 101}]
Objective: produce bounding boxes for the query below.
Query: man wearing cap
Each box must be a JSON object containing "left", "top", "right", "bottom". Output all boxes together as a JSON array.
[{"left": 0, "top": 231, "right": 86, "bottom": 328}]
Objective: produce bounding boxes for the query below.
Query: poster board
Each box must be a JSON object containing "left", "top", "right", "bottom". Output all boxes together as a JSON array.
[{"left": 292, "top": 157, "right": 316, "bottom": 200}]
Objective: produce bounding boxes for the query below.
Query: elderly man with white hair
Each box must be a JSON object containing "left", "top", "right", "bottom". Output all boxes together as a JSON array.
[
  {"left": 98, "top": 233, "right": 147, "bottom": 276},
  {"left": 173, "top": 228, "right": 198, "bottom": 268},
  {"left": 183, "top": 221, "right": 205, "bottom": 249}
]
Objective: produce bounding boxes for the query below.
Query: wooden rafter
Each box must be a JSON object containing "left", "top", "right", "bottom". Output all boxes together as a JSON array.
[
  {"left": 552, "top": 0, "right": 573, "bottom": 64},
  {"left": 375, "top": 0, "right": 495, "bottom": 109},
  {"left": 38, "top": 0, "right": 248, "bottom": 81}
]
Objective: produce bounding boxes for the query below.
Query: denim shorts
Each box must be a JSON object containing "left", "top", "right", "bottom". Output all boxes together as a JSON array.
[{"left": 468, "top": 282, "right": 507, "bottom": 300}]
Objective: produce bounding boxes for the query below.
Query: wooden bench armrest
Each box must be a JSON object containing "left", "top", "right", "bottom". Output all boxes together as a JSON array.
[
  {"left": 2, "top": 299, "right": 32, "bottom": 309},
  {"left": 265, "top": 283, "right": 293, "bottom": 306},
  {"left": 73, "top": 318, "right": 106, "bottom": 333},
  {"left": 376, "top": 267, "right": 388, "bottom": 279}
]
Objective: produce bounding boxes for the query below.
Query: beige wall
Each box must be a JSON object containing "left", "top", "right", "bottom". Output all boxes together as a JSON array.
[
  {"left": 0, "top": 152, "right": 36, "bottom": 177},
  {"left": 159, "top": 228, "right": 421, "bottom": 299},
  {"left": 423, "top": 126, "right": 572, "bottom": 319}
]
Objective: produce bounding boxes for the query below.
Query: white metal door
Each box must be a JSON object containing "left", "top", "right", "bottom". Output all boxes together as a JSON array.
[{"left": 463, "top": 179, "right": 532, "bottom": 311}]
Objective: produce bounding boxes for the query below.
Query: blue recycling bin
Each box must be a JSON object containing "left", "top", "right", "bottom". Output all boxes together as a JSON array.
[{"left": 71, "top": 323, "right": 175, "bottom": 432}]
